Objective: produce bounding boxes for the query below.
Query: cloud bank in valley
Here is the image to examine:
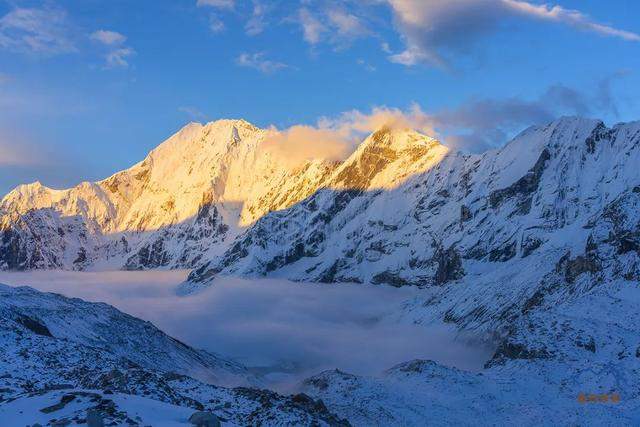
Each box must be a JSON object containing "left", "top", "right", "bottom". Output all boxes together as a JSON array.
[{"left": 0, "top": 271, "right": 494, "bottom": 391}]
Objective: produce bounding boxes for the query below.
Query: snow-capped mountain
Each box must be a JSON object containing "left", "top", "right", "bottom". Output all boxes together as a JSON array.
[
  {"left": 3, "top": 116, "right": 638, "bottom": 293},
  {"left": 0, "top": 284, "right": 348, "bottom": 426},
  {"left": 0, "top": 119, "right": 332, "bottom": 271},
  {"left": 184, "top": 117, "right": 640, "bottom": 290},
  {"left": 2, "top": 116, "right": 639, "bottom": 425}
]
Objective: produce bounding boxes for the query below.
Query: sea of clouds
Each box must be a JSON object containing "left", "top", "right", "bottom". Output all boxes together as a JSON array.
[{"left": 0, "top": 270, "right": 494, "bottom": 391}]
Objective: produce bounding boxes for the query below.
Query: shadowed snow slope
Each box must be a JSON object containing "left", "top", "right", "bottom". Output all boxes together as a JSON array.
[{"left": 0, "top": 283, "right": 350, "bottom": 426}]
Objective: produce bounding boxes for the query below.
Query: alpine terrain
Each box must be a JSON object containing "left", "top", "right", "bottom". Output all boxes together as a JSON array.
[{"left": 1, "top": 116, "right": 639, "bottom": 425}]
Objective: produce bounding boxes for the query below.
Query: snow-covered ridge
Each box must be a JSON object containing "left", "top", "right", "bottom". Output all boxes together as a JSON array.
[
  {"left": 1, "top": 116, "right": 639, "bottom": 285},
  {"left": 184, "top": 116, "right": 640, "bottom": 290},
  {"left": 0, "top": 283, "right": 252, "bottom": 387},
  {"left": 0, "top": 118, "right": 450, "bottom": 271}
]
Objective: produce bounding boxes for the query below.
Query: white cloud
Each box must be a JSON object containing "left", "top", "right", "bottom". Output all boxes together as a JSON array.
[
  {"left": 90, "top": 30, "right": 126, "bottom": 45},
  {"left": 236, "top": 52, "right": 287, "bottom": 73},
  {"left": 298, "top": 8, "right": 325, "bottom": 45},
  {"left": 261, "top": 104, "right": 438, "bottom": 167},
  {"left": 105, "top": 47, "right": 135, "bottom": 68},
  {"left": 208, "top": 14, "right": 226, "bottom": 33},
  {"left": 258, "top": 75, "right": 624, "bottom": 162},
  {"left": 245, "top": 0, "right": 268, "bottom": 36},
  {"left": 384, "top": 0, "right": 640, "bottom": 67},
  {"left": 357, "top": 58, "right": 376, "bottom": 72},
  {"left": 503, "top": 0, "right": 640, "bottom": 41},
  {"left": 90, "top": 29, "right": 135, "bottom": 69},
  {"left": 326, "top": 8, "right": 369, "bottom": 39},
  {"left": 318, "top": 104, "right": 437, "bottom": 141},
  {"left": 197, "top": 0, "right": 235, "bottom": 9},
  {"left": 296, "top": 6, "right": 369, "bottom": 48},
  {"left": 0, "top": 6, "right": 76, "bottom": 55},
  {"left": 388, "top": 45, "right": 439, "bottom": 67}
]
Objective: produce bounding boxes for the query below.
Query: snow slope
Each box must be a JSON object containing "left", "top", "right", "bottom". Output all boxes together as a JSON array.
[
  {"left": 0, "top": 119, "right": 333, "bottom": 271},
  {"left": 0, "top": 284, "right": 348, "bottom": 426}
]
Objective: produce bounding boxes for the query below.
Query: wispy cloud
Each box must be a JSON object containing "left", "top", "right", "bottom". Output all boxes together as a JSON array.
[
  {"left": 197, "top": 0, "right": 235, "bottom": 34},
  {"left": 295, "top": 6, "right": 370, "bottom": 48},
  {"left": 90, "top": 30, "right": 135, "bottom": 69},
  {"left": 503, "top": 0, "right": 640, "bottom": 41},
  {"left": 357, "top": 58, "right": 376, "bottom": 72},
  {"left": 245, "top": 0, "right": 268, "bottom": 36},
  {"left": 385, "top": 0, "right": 640, "bottom": 67},
  {"left": 0, "top": 6, "right": 76, "bottom": 56},
  {"left": 236, "top": 52, "right": 287, "bottom": 73},
  {"left": 208, "top": 14, "right": 226, "bottom": 33},
  {"left": 425, "top": 71, "right": 630, "bottom": 152},
  {"left": 90, "top": 29, "right": 126, "bottom": 45},
  {"left": 297, "top": 8, "right": 325, "bottom": 45},
  {"left": 327, "top": 8, "right": 369, "bottom": 40},
  {"left": 179, "top": 106, "right": 207, "bottom": 121}
]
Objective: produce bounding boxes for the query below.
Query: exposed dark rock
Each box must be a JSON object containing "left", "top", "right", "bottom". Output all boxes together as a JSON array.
[
  {"left": 564, "top": 254, "right": 600, "bottom": 283},
  {"left": 125, "top": 237, "right": 170, "bottom": 270},
  {"left": 616, "top": 232, "right": 640, "bottom": 255},
  {"left": 584, "top": 121, "right": 610, "bottom": 154},
  {"left": 520, "top": 297, "right": 540, "bottom": 318},
  {"left": 317, "top": 260, "right": 340, "bottom": 283},
  {"left": 40, "top": 393, "right": 77, "bottom": 413},
  {"left": 460, "top": 205, "right": 472, "bottom": 222},
  {"left": 489, "top": 149, "right": 550, "bottom": 212},
  {"left": 521, "top": 235, "right": 543, "bottom": 258},
  {"left": 488, "top": 341, "right": 552, "bottom": 367},
  {"left": 16, "top": 314, "right": 53, "bottom": 337},
  {"left": 576, "top": 336, "right": 596, "bottom": 353},
  {"left": 371, "top": 271, "right": 412, "bottom": 287},
  {"left": 73, "top": 247, "right": 87, "bottom": 266},
  {"left": 434, "top": 246, "right": 464, "bottom": 285},
  {"left": 489, "top": 240, "right": 517, "bottom": 262}
]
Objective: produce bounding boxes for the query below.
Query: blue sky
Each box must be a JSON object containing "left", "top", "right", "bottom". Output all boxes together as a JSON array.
[{"left": 0, "top": 0, "right": 639, "bottom": 194}]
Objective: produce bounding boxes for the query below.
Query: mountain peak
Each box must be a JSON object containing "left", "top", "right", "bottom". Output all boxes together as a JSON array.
[
  {"left": 362, "top": 126, "right": 440, "bottom": 152},
  {"left": 329, "top": 126, "right": 446, "bottom": 191}
]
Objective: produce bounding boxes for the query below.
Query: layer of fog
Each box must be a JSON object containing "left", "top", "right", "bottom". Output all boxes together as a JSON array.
[{"left": 0, "top": 270, "right": 494, "bottom": 391}]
